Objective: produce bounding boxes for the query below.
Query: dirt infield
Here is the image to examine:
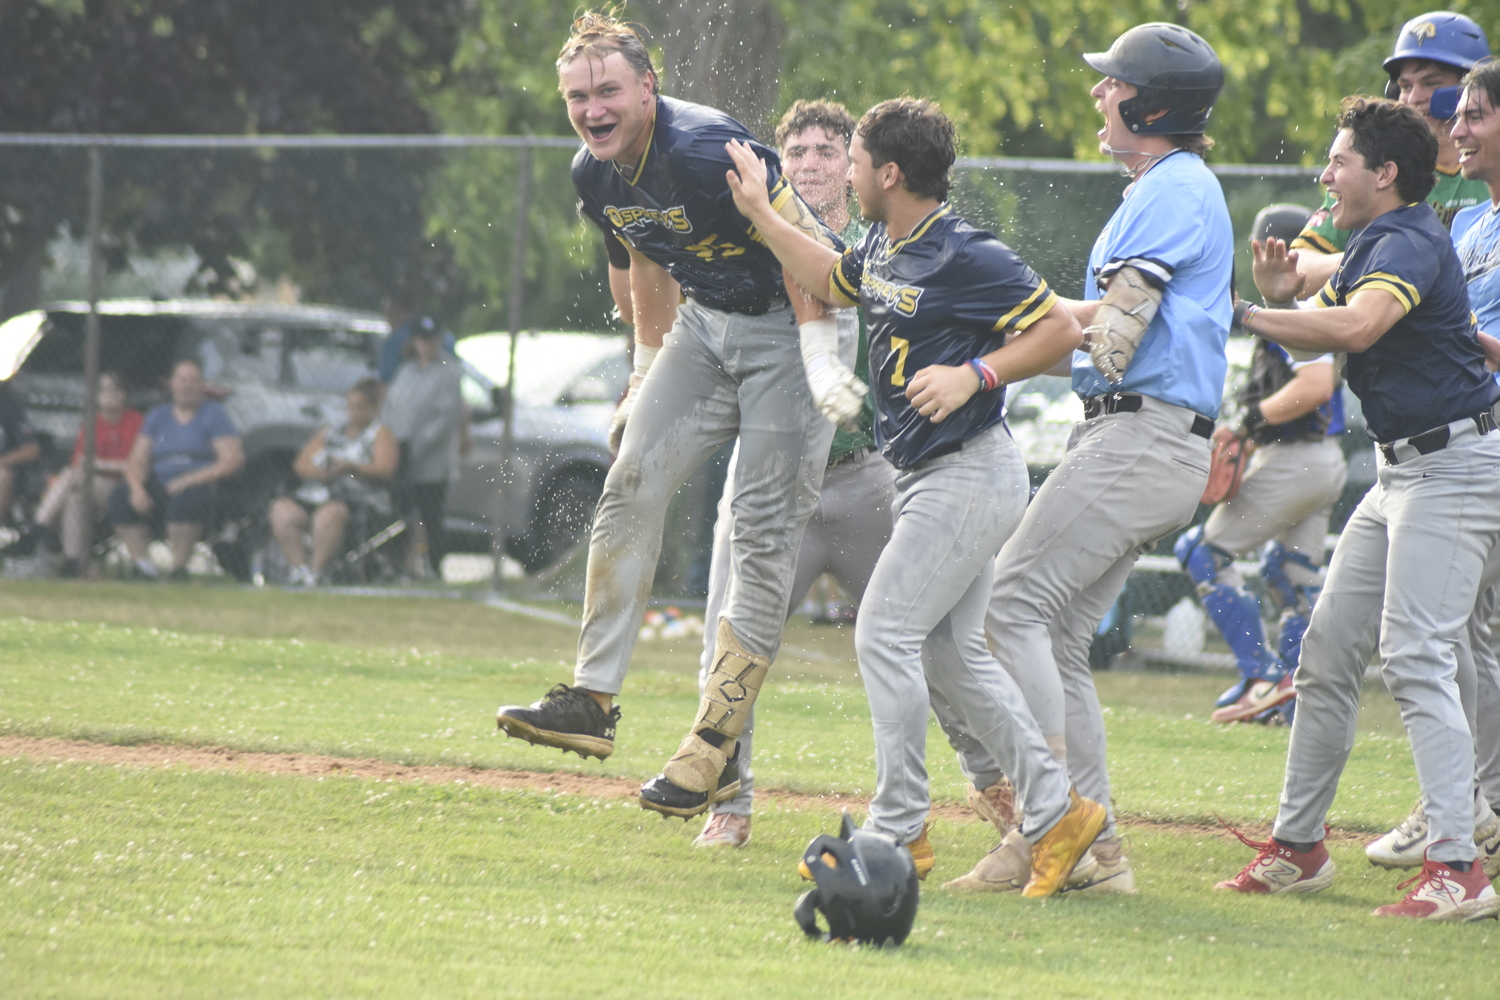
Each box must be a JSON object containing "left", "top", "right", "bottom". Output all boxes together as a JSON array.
[{"left": 0, "top": 734, "right": 1367, "bottom": 843}]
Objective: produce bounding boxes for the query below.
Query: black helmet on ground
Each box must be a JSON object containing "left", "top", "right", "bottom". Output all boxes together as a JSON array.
[
  {"left": 1083, "top": 23, "right": 1225, "bottom": 135},
  {"left": 793, "top": 811, "right": 919, "bottom": 946}
]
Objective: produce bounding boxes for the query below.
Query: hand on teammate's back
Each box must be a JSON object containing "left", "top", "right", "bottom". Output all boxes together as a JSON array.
[{"left": 724, "top": 140, "right": 773, "bottom": 222}]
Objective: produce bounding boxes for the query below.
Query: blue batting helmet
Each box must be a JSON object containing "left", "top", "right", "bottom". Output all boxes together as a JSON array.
[{"left": 1383, "top": 12, "right": 1490, "bottom": 75}]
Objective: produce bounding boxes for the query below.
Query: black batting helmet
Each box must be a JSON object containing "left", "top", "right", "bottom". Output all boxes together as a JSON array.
[
  {"left": 793, "top": 812, "right": 919, "bottom": 947},
  {"left": 1251, "top": 203, "right": 1313, "bottom": 245},
  {"left": 1083, "top": 23, "right": 1225, "bottom": 135}
]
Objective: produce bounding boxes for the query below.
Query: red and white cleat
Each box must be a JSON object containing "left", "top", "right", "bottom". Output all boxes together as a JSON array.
[
  {"left": 1211, "top": 674, "right": 1295, "bottom": 724},
  {"left": 1214, "top": 823, "right": 1335, "bottom": 894},
  {"left": 1372, "top": 855, "right": 1500, "bottom": 921}
]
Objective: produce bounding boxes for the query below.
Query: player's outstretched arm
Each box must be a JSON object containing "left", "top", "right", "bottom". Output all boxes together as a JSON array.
[
  {"left": 1235, "top": 286, "right": 1408, "bottom": 354},
  {"left": 1250, "top": 238, "right": 1308, "bottom": 305},
  {"left": 1295, "top": 250, "right": 1341, "bottom": 300},
  {"left": 724, "top": 140, "right": 841, "bottom": 306},
  {"left": 906, "top": 302, "right": 1082, "bottom": 423}
]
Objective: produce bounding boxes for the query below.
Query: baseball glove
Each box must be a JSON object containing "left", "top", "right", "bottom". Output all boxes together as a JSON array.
[{"left": 1200, "top": 426, "right": 1253, "bottom": 505}]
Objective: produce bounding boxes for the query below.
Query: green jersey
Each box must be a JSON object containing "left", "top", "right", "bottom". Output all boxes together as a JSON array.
[
  {"left": 827, "top": 215, "right": 876, "bottom": 461},
  {"left": 1291, "top": 166, "right": 1488, "bottom": 253}
]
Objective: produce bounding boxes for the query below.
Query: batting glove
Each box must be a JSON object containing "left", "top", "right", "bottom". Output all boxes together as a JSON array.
[{"left": 799, "top": 319, "right": 867, "bottom": 432}]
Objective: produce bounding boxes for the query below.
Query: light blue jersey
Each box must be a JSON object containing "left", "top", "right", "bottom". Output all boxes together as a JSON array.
[
  {"left": 1453, "top": 200, "right": 1500, "bottom": 337},
  {"left": 1071, "top": 151, "right": 1234, "bottom": 417}
]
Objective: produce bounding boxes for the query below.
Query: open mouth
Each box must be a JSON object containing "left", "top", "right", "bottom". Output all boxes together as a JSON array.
[
  {"left": 1459, "top": 146, "right": 1478, "bottom": 162},
  {"left": 587, "top": 123, "right": 617, "bottom": 142}
]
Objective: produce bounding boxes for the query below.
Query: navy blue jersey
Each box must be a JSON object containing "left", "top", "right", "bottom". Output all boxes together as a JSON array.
[
  {"left": 831, "top": 206, "right": 1059, "bottom": 468},
  {"left": 1312, "top": 202, "right": 1500, "bottom": 442},
  {"left": 573, "top": 96, "right": 840, "bottom": 316}
]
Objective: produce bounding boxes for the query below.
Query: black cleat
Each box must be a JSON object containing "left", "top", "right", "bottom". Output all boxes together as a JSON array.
[
  {"left": 496, "top": 683, "right": 620, "bottom": 760},
  {"left": 639, "top": 742, "right": 742, "bottom": 818}
]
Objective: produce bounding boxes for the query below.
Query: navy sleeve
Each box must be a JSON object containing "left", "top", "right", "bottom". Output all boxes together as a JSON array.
[
  {"left": 1343, "top": 228, "right": 1441, "bottom": 316},
  {"left": 952, "top": 239, "right": 1060, "bottom": 334}
]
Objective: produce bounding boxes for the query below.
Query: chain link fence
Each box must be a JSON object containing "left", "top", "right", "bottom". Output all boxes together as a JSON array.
[{"left": 0, "top": 134, "right": 1357, "bottom": 670}]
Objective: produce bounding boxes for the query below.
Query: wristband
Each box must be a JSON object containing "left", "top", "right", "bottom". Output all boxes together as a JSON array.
[{"left": 968, "top": 358, "right": 1000, "bottom": 392}]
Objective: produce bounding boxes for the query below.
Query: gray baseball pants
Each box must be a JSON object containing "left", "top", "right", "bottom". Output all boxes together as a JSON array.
[
  {"left": 1203, "top": 438, "right": 1347, "bottom": 580},
  {"left": 985, "top": 395, "right": 1213, "bottom": 841},
  {"left": 700, "top": 446, "right": 896, "bottom": 816},
  {"left": 574, "top": 298, "right": 833, "bottom": 695},
  {"left": 856, "top": 423, "right": 1072, "bottom": 846},
  {"left": 1273, "top": 423, "right": 1500, "bottom": 863}
]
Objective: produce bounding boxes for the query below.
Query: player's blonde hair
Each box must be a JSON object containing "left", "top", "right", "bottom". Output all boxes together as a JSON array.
[{"left": 556, "top": 7, "right": 658, "bottom": 94}]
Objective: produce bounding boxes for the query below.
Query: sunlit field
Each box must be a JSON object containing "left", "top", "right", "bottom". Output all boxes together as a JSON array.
[{"left": 1, "top": 581, "right": 1489, "bottom": 1000}]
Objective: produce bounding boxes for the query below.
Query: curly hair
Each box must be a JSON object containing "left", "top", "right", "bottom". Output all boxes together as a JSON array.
[
  {"left": 556, "top": 7, "right": 658, "bottom": 94},
  {"left": 775, "top": 100, "right": 857, "bottom": 148},
  {"left": 855, "top": 98, "right": 956, "bottom": 202},
  {"left": 1335, "top": 96, "right": 1437, "bottom": 204}
]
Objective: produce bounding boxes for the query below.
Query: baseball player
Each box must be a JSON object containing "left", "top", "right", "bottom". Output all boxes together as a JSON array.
[
  {"left": 1290, "top": 12, "right": 1490, "bottom": 292},
  {"left": 1218, "top": 97, "right": 1500, "bottom": 921},
  {"left": 723, "top": 96, "right": 1107, "bottom": 896},
  {"left": 496, "top": 13, "right": 854, "bottom": 815},
  {"left": 692, "top": 100, "right": 1023, "bottom": 854},
  {"left": 1173, "top": 203, "right": 1348, "bottom": 725},
  {"left": 1360, "top": 63, "right": 1500, "bottom": 876},
  {"left": 947, "top": 22, "right": 1231, "bottom": 895}
]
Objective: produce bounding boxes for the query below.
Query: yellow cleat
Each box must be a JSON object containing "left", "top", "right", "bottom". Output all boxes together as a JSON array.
[
  {"left": 1021, "top": 789, "right": 1106, "bottom": 898},
  {"left": 904, "top": 822, "right": 936, "bottom": 881}
]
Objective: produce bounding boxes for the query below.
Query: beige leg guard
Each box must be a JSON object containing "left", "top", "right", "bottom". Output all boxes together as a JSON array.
[{"left": 662, "top": 618, "right": 770, "bottom": 794}]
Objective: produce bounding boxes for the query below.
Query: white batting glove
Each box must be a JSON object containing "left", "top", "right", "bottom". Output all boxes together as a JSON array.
[
  {"left": 798, "top": 319, "right": 866, "bottom": 431},
  {"left": 609, "top": 343, "right": 659, "bottom": 457}
]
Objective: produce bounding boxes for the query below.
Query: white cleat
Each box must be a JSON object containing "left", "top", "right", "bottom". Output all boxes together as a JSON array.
[{"left": 1366, "top": 800, "right": 1428, "bottom": 869}]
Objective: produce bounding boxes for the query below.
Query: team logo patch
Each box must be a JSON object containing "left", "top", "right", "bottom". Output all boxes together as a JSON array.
[
  {"left": 863, "top": 272, "right": 923, "bottom": 316},
  {"left": 1411, "top": 20, "right": 1437, "bottom": 43},
  {"left": 603, "top": 204, "right": 693, "bottom": 233}
]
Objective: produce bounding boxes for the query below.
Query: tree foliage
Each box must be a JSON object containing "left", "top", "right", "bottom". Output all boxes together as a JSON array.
[{"left": 0, "top": 0, "right": 463, "bottom": 315}]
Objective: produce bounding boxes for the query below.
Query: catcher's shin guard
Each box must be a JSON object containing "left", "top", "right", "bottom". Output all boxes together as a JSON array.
[{"left": 640, "top": 619, "right": 769, "bottom": 818}]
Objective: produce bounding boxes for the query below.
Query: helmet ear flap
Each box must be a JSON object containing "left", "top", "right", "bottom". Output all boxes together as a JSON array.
[{"left": 1385, "top": 76, "right": 1400, "bottom": 101}]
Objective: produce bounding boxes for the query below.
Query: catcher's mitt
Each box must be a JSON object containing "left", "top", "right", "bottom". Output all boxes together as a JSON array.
[{"left": 1200, "top": 426, "right": 1252, "bottom": 505}]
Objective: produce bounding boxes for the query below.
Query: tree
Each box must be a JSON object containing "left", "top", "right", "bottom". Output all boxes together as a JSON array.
[{"left": 0, "top": 0, "right": 464, "bottom": 318}]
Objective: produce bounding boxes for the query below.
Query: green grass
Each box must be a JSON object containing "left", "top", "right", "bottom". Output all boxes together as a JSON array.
[
  {"left": 0, "top": 580, "right": 1477, "bottom": 999},
  {"left": 2, "top": 762, "right": 1493, "bottom": 1000}
]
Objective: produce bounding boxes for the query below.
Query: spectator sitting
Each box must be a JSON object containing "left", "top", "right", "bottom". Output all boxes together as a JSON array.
[
  {"left": 109, "top": 358, "right": 243, "bottom": 581},
  {"left": 0, "top": 378, "right": 41, "bottom": 528},
  {"left": 268, "top": 376, "right": 398, "bottom": 587},
  {"left": 381, "top": 320, "right": 466, "bottom": 579},
  {"left": 3, "top": 371, "right": 142, "bottom": 576}
]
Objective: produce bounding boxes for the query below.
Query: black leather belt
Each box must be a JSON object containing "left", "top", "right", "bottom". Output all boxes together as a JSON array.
[
  {"left": 827, "top": 445, "right": 875, "bottom": 469},
  {"left": 1082, "top": 392, "right": 1215, "bottom": 440},
  {"left": 1378, "top": 409, "right": 1497, "bottom": 466}
]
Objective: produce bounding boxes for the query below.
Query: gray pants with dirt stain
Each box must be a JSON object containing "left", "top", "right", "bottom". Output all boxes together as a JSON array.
[{"left": 573, "top": 298, "right": 833, "bottom": 696}]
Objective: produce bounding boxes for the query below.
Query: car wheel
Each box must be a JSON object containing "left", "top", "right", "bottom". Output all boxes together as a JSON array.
[{"left": 521, "top": 466, "right": 604, "bottom": 573}]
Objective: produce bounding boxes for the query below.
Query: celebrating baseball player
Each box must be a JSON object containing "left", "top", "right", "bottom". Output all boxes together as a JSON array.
[
  {"left": 1218, "top": 97, "right": 1500, "bottom": 921},
  {"left": 1360, "top": 62, "right": 1500, "bottom": 876},
  {"left": 1173, "top": 203, "right": 1348, "bottom": 725},
  {"left": 945, "top": 23, "right": 1231, "bottom": 894},
  {"left": 693, "top": 100, "right": 1039, "bottom": 854},
  {"left": 724, "top": 96, "right": 1106, "bottom": 896},
  {"left": 691, "top": 99, "right": 885, "bottom": 848},
  {"left": 1290, "top": 12, "right": 1491, "bottom": 291},
  {"left": 496, "top": 12, "right": 853, "bottom": 821}
]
